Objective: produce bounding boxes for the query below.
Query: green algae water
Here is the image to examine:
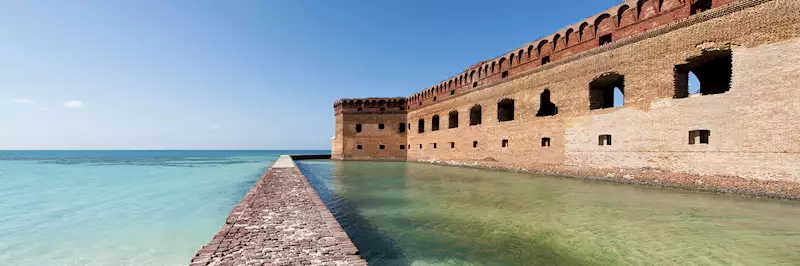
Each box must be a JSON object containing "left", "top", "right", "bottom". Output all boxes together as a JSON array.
[
  {"left": 297, "top": 160, "right": 800, "bottom": 266},
  {"left": 0, "top": 150, "right": 325, "bottom": 266}
]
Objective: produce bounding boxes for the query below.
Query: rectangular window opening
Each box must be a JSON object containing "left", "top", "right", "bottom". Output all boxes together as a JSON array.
[
  {"left": 689, "top": 130, "right": 711, "bottom": 145},
  {"left": 450, "top": 90, "right": 455, "bottom": 95},
  {"left": 598, "top": 135, "right": 612, "bottom": 146},
  {"left": 473, "top": 82, "right": 478, "bottom": 88},
  {"left": 542, "top": 137, "right": 551, "bottom": 147},
  {"left": 379, "top": 145, "right": 385, "bottom": 150},
  {"left": 355, "top": 124, "right": 362, "bottom": 133},
  {"left": 399, "top": 123, "right": 406, "bottom": 133},
  {"left": 599, "top": 34, "right": 612, "bottom": 46},
  {"left": 378, "top": 124, "right": 385, "bottom": 130},
  {"left": 432, "top": 143, "right": 437, "bottom": 149},
  {"left": 400, "top": 145, "right": 405, "bottom": 150},
  {"left": 357, "top": 145, "right": 363, "bottom": 150},
  {"left": 501, "top": 71, "right": 509, "bottom": 79},
  {"left": 473, "top": 141, "right": 478, "bottom": 148},
  {"left": 449, "top": 142, "right": 455, "bottom": 149},
  {"left": 541, "top": 56, "right": 550, "bottom": 65},
  {"left": 502, "top": 139, "right": 509, "bottom": 148}
]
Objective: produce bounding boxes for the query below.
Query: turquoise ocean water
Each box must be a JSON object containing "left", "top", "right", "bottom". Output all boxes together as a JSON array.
[{"left": 0, "top": 150, "right": 324, "bottom": 266}]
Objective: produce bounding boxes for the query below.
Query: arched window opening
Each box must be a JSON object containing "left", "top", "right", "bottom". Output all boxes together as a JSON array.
[
  {"left": 553, "top": 34, "right": 561, "bottom": 50},
  {"left": 491, "top": 62, "right": 496, "bottom": 73},
  {"left": 565, "top": 29, "right": 574, "bottom": 46},
  {"left": 432, "top": 115, "right": 440, "bottom": 131},
  {"left": 527, "top": 45, "right": 534, "bottom": 58},
  {"left": 478, "top": 67, "right": 482, "bottom": 78},
  {"left": 448, "top": 111, "right": 459, "bottom": 129},
  {"left": 618, "top": 5, "right": 630, "bottom": 25},
  {"left": 517, "top": 50, "right": 524, "bottom": 62},
  {"left": 579, "top": 22, "right": 590, "bottom": 41},
  {"left": 473, "top": 141, "right": 478, "bottom": 148},
  {"left": 594, "top": 14, "right": 612, "bottom": 36},
  {"left": 448, "top": 80, "right": 453, "bottom": 88},
  {"left": 536, "top": 89, "right": 558, "bottom": 117},
  {"left": 470, "top": 70, "right": 476, "bottom": 81},
  {"left": 509, "top": 54, "right": 515, "bottom": 67},
  {"left": 483, "top": 65, "right": 488, "bottom": 76},
  {"left": 589, "top": 73, "right": 625, "bottom": 110},
  {"left": 418, "top": 119, "right": 425, "bottom": 133},
  {"left": 674, "top": 50, "right": 732, "bottom": 98},
  {"left": 537, "top": 40, "right": 549, "bottom": 57},
  {"left": 498, "top": 58, "right": 506, "bottom": 70},
  {"left": 497, "top": 99, "right": 515, "bottom": 122},
  {"left": 469, "top": 105, "right": 482, "bottom": 126},
  {"left": 691, "top": 0, "right": 712, "bottom": 15}
]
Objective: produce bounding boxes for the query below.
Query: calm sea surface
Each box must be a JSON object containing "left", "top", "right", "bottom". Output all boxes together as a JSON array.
[
  {"left": 0, "top": 150, "right": 325, "bottom": 266},
  {"left": 298, "top": 160, "right": 800, "bottom": 266}
]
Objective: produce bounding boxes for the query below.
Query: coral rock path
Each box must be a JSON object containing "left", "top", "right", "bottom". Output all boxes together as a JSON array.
[{"left": 191, "top": 156, "right": 366, "bottom": 266}]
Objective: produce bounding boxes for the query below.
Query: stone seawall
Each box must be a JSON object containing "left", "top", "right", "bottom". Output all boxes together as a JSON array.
[{"left": 190, "top": 155, "right": 366, "bottom": 266}]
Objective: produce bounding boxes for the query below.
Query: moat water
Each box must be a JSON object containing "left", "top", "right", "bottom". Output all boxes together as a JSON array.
[{"left": 298, "top": 160, "right": 800, "bottom": 266}]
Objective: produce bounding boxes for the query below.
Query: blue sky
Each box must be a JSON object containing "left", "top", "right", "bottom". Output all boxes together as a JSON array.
[{"left": 1, "top": 0, "right": 654, "bottom": 150}]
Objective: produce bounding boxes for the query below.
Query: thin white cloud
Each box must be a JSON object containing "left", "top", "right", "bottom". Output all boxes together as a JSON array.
[
  {"left": 12, "top": 98, "right": 34, "bottom": 104},
  {"left": 63, "top": 100, "right": 85, "bottom": 109}
]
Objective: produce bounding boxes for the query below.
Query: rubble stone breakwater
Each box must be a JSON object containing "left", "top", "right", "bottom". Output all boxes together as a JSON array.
[{"left": 191, "top": 155, "right": 366, "bottom": 266}]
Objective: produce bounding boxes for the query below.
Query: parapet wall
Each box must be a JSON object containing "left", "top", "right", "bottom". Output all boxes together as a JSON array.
[
  {"left": 405, "top": 0, "right": 738, "bottom": 111},
  {"left": 331, "top": 0, "right": 800, "bottom": 198}
]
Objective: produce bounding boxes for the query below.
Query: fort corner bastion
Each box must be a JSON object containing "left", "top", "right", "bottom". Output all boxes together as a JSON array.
[{"left": 331, "top": 0, "right": 800, "bottom": 199}]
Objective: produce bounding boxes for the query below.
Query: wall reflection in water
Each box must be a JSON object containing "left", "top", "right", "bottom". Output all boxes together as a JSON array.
[{"left": 299, "top": 160, "right": 800, "bottom": 266}]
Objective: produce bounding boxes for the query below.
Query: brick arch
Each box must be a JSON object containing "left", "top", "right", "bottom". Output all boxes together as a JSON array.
[
  {"left": 498, "top": 57, "right": 506, "bottom": 70},
  {"left": 553, "top": 34, "right": 563, "bottom": 51},
  {"left": 509, "top": 54, "right": 515, "bottom": 67},
  {"left": 537, "top": 40, "right": 551, "bottom": 57},
  {"left": 517, "top": 49, "right": 524, "bottom": 62},
  {"left": 565, "top": 28, "right": 575, "bottom": 46},
  {"left": 661, "top": 0, "right": 682, "bottom": 10},
  {"left": 527, "top": 45, "right": 534, "bottom": 59},
  {"left": 618, "top": 5, "right": 636, "bottom": 27},
  {"left": 579, "top": 22, "right": 592, "bottom": 41},
  {"left": 638, "top": 0, "right": 659, "bottom": 20},
  {"left": 491, "top": 61, "right": 496, "bottom": 73},
  {"left": 594, "top": 14, "right": 613, "bottom": 36}
]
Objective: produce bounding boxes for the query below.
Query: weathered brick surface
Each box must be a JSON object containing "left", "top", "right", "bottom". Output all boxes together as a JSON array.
[
  {"left": 332, "top": 0, "right": 800, "bottom": 199},
  {"left": 190, "top": 160, "right": 366, "bottom": 266}
]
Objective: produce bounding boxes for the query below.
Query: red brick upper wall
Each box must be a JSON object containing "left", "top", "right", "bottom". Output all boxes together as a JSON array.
[
  {"left": 334, "top": 97, "right": 407, "bottom": 115},
  {"left": 403, "top": 0, "right": 736, "bottom": 110}
]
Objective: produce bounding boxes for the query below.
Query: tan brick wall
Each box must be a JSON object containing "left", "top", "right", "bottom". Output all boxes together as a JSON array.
[
  {"left": 334, "top": 112, "right": 407, "bottom": 161},
  {"left": 333, "top": 0, "right": 800, "bottom": 185}
]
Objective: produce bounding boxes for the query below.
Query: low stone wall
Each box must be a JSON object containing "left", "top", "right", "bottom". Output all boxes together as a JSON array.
[
  {"left": 291, "top": 154, "right": 332, "bottom": 160},
  {"left": 191, "top": 155, "right": 366, "bottom": 266}
]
